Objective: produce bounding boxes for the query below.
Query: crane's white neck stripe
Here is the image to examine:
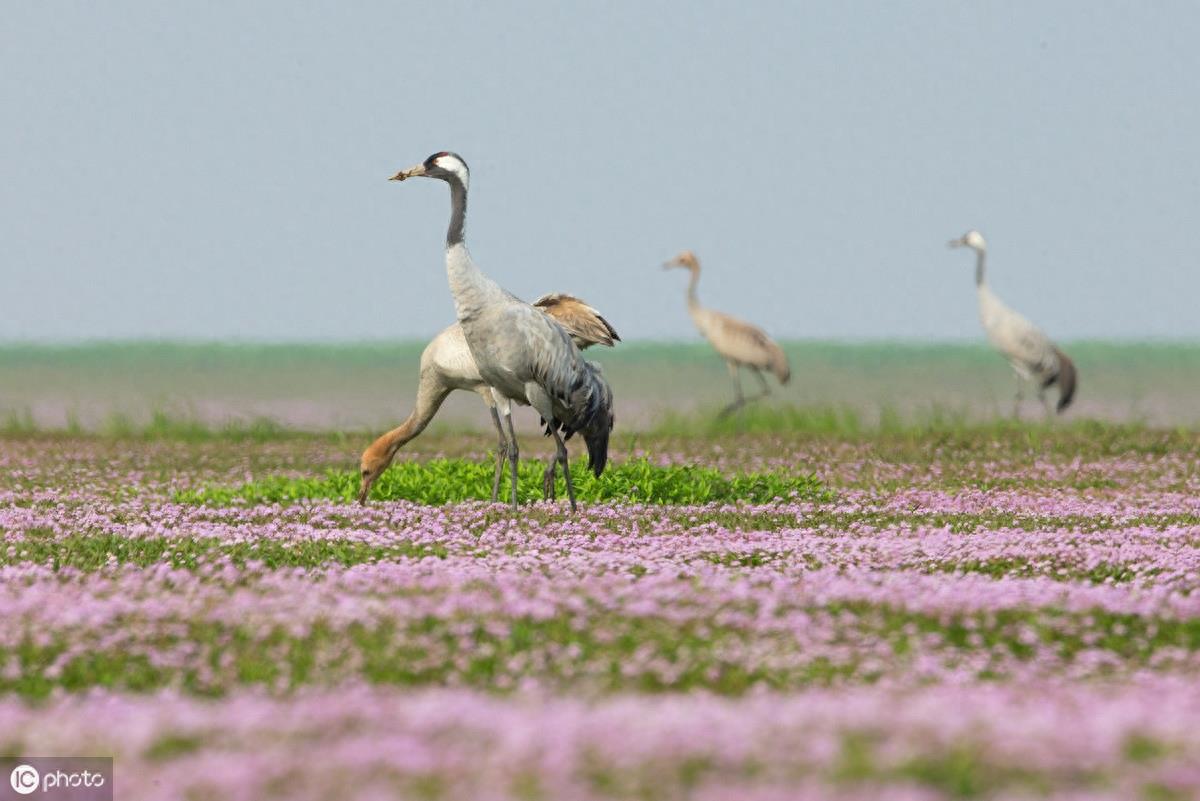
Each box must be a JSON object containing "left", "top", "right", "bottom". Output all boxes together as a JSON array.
[{"left": 435, "top": 156, "right": 469, "bottom": 188}]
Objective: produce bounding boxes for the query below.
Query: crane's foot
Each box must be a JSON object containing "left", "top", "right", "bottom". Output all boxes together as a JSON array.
[
  {"left": 542, "top": 463, "right": 556, "bottom": 501},
  {"left": 717, "top": 400, "right": 744, "bottom": 420},
  {"left": 563, "top": 479, "right": 577, "bottom": 513}
]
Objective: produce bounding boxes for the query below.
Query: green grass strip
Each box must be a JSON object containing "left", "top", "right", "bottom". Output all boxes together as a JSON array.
[{"left": 174, "top": 457, "right": 833, "bottom": 506}]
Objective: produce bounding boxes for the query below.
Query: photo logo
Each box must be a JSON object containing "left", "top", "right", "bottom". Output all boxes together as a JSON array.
[{"left": 9, "top": 764, "right": 40, "bottom": 795}]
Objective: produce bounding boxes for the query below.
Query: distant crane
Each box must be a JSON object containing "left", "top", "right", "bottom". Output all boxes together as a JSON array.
[
  {"left": 388, "top": 151, "right": 614, "bottom": 512},
  {"left": 663, "top": 250, "right": 790, "bottom": 417},
  {"left": 357, "top": 294, "right": 619, "bottom": 504},
  {"left": 948, "top": 230, "right": 1077, "bottom": 416}
]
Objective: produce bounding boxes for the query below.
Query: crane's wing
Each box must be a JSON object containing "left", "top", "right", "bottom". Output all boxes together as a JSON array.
[
  {"left": 533, "top": 293, "right": 620, "bottom": 349},
  {"left": 988, "top": 303, "right": 1058, "bottom": 378},
  {"left": 697, "top": 309, "right": 791, "bottom": 384}
]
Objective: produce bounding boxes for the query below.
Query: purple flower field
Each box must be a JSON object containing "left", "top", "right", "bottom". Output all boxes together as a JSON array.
[{"left": 2, "top": 429, "right": 1200, "bottom": 800}]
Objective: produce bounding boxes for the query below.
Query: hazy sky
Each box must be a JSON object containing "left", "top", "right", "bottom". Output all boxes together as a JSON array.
[{"left": 2, "top": 1, "right": 1198, "bottom": 342}]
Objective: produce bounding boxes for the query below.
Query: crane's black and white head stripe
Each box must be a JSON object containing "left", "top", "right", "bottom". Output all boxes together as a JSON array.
[
  {"left": 421, "top": 151, "right": 470, "bottom": 187},
  {"left": 389, "top": 151, "right": 470, "bottom": 187},
  {"left": 948, "top": 230, "right": 987, "bottom": 252}
]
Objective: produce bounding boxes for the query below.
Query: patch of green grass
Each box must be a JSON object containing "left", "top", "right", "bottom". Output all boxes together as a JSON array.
[
  {"left": 652, "top": 408, "right": 1200, "bottom": 464},
  {"left": 1, "top": 408, "right": 37, "bottom": 435},
  {"left": 1, "top": 533, "right": 448, "bottom": 571},
  {"left": 136, "top": 411, "right": 293, "bottom": 442},
  {"left": 144, "top": 733, "right": 207, "bottom": 761},
  {"left": 656, "top": 403, "right": 1143, "bottom": 438},
  {"left": 0, "top": 409, "right": 318, "bottom": 442},
  {"left": 174, "top": 457, "right": 834, "bottom": 506}
]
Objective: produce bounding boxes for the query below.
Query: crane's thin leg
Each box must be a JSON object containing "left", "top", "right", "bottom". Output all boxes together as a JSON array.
[
  {"left": 747, "top": 368, "right": 772, "bottom": 404},
  {"left": 504, "top": 411, "right": 520, "bottom": 511},
  {"left": 1012, "top": 374, "right": 1024, "bottom": 420},
  {"left": 1037, "top": 386, "right": 1052, "bottom": 420},
  {"left": 550, "top": 427, "right": 576, "bottom": 513},
  {"left": 488, "top": 406, "right": 507, "bottom": 503},
  {"left": 542, "top": 454, "right": 557, "bottom": 502},
  {"left": 718, "top": 363, "right": 745, "bottom": 419}
]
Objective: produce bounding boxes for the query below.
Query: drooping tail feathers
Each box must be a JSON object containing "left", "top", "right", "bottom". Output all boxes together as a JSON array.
[
  {"left": 578, "top": 362, "right": 613, "bottom": 477},
  {"left": 1047, "top": 347, "right": 1077, "bottom": 413},
  {"left": 769, "top": 342, "right": 791, "bottom": 385},
  {"left": 547, "top": 360, "right": 613, "bottom": 478}
]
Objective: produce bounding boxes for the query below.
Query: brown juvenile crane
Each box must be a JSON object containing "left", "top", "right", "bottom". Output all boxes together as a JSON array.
[
  {"left": 664, "top": 250, "right": 790, "bottom": 417},
  {"left": 358, "top": 293, "right": 619, "bottom": 504}
]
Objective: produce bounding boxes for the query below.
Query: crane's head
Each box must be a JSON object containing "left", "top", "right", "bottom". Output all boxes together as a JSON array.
[
  {"left": 663, "top": 250, "right": 700, "bottom": 271},
  {"left": 948, "top": 230, "right": 987, "bottom": 252},
  {"left": 356, "top": 440, "right": 395, "bottom": 505},
  {"left": 389, "top": 151, "right": 470, "bottom": 186}
]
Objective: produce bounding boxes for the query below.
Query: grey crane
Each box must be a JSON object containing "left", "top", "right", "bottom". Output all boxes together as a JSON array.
[
  {"left": 663, "top": 250, "right": 791, "bottom": 417},
  {"left": 358, "top": 294, "right": 619, "bottom": 504},
  {"left": 948, "top": 230, "right": 1077, "bottom": 417},
  {"left": 388, "top": 152, "right": 614, "bottom": 512}
]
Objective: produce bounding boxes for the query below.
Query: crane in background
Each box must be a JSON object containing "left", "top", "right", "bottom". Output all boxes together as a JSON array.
[
  {"left": 663, "top": 250, "right": 790, "bottom": 417},
  {"left": 948, "top": 230, "right": 1077, "bottom": 417}
]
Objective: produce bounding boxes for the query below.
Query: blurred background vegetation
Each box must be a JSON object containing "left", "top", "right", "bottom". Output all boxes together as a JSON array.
[{"left": 3, "top": 341, "right": 1200, "bottom": 435}]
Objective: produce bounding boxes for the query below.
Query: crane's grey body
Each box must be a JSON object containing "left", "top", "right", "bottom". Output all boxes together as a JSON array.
[
  {"left": 356, "top": 297, "right": 618, "bottom": 505},
  {"left": 390, "top": 152, "right": 613, "bottom": 510},
  {"left": 949, "top": 231, "right": 1077, "bottom": 416},
  {"left": 448, "top": 244, "right": 589, "bottom": 415}
]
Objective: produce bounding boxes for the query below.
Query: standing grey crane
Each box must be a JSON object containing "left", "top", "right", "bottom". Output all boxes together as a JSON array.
[
  {"left": 948, "top": 230, "right": 1077, "bottom": 416},
  {"left": 357, "top": 294, "right": 619, "bottom": 504},
  {"left": 388, "top": 151, "right": 614, "bottom": 512},
  {"left": 663, "top": 250, "right": 791, "bottom": 417}
]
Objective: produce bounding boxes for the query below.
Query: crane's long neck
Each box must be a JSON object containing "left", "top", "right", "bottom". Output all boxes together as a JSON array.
[
  {"left": 366, "top": 377, "right": 451, "bottom": 467},
  {"left": 685, "top": 264, "right": 701, "bottom": 310},
  {"left": 974, "top": 248, "right": 987, "bottom": 288},
  {"left": 446, "top": 177, "right": 467, "bottom": 247},
  {"left": 974, "top": 247, "right": 1004, "bottom": 331},
  {"left": 440, "top": 175, "right": 505, "bottom": 324}
]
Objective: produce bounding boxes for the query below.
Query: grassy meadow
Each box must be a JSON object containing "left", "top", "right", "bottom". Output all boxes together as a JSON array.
[{"left": 4, "top": 342, "right": 1200, "bottom": 799}]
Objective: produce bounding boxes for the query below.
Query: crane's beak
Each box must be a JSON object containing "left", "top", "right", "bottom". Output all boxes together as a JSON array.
[
  {"left": 357, "top": 465, "right": 377, "bottom": 505},
  {"left": 947, "top": 237, "right": 966, "bottom": 249},
  {"left": 389, "top": 163, "right": 426, "bottom": 182},
  {"left": 662, "top": 259, "right": 682, "bottom": 270}
]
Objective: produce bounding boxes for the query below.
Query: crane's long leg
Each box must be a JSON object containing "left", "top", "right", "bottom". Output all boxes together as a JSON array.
[
  {"left": 746, "top": 368, "right": 772, "bottom": 403},
  {"left": 1012, "top": 373, "right": 1024, "bottom": 420},
  {"left": 504, "top": 410, "right": 520, "bottom": 511},
  {"left": 542, "top": 452, "right": 557, "bottom": 502},
  {"left": 550, "top": 426, "right": 576, "bottom": 513},
  {"left": 488, "top": 405, "right": 507, "bottom": 503},
  {"left": 1037, "top": 385, "right": 1052, "bottom": 420},
  {"left": 718, "top": 363, "right": 745, "bottom": 419}
]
